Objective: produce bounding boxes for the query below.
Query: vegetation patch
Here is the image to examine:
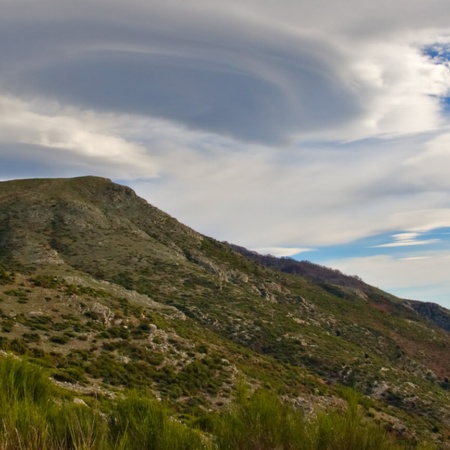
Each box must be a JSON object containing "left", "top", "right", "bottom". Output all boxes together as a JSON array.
[{"left": 0, "top": 357, "right": 437, "bottom": 450}]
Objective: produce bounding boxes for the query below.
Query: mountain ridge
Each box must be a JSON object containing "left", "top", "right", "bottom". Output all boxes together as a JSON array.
[{"left": 230, "top": 244, "right": 450, "bottom": 333}]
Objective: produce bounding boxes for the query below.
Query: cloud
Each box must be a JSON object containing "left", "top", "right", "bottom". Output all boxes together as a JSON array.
[
  {"left": 371, "top": 240, "right": 440, "bottom": 248},
  {"left": 400, "top": 256, "right": 430, "bottom": 261},
  {"left": 402, "top": 132, "right": 450, "bottom": 192},
  {"left": 0, "top": 19, "right": 362, "bottom": 144},
  {"left": 393, "top": 233, "right": 420, "bottom": 240},
  {"left": 2, "top": 1, "right": 450, "bottom": 145},
  {"left": 128, "top": 128, "right": 450, "bottom": 252},
  {"left": 251, "top": 247, "right": 315, "bottom": 257},
  {"left": 0, "top": 95, "right": 160, "bottom": 180},
  {"left": 370, "top": 232, "right": 440, "bottom": 248}
]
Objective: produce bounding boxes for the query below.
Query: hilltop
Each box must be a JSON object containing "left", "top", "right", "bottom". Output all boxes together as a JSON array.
[{"left": 1, "top": 176, "right": 450, "bottom": 447}]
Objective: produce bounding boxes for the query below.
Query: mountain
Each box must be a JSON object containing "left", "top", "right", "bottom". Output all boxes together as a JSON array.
[{"left": 1, "top": 176, "right": 450, "bottom": 447}]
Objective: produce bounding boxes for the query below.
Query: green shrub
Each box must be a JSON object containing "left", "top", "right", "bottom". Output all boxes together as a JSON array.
[
  {"left": 0, "top": 356, "right": 109, "bottom": 450},
  {"left": 47, "top": 402, "right": 109, "bottom": 450},
  {"left": 31, "top": 275, "right": 62, "bottom": 288},
  {"left": 1, "top": 320, "right": 14, "bottom": 332},
  {"left": 9, "top": 338, "right": 28, "bottom": 354},
  {"left": 214, "top": 384, "right": 306, "bottom": 450},
  {"left": 22, "top": 332, "right": 41, "bottom": 342},
  {"left": 213, "top": 385, "right": 422, "bottom": 450},
  {"left": 53, "top": 367, "right": 87, "bottom": 384},
  {"left": 50, "top": 334, "right": 71, "bottom": 344},
  {"left": 109, "top": 392, "right": 207, "bottom": 450},
  {"left": 307, "top": 390, "right": 399, "bottom": 450},
  {"left": 0, "top": 356, "right": 52, "bottom": 404},
  {"left": 0, "top": 268, "right": 15, "bottom": 285}
]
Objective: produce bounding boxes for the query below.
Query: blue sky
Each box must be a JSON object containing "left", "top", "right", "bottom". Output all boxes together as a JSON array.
[
  {"left": 293, "top": 228, "right": 450, "bottom": 262},
  {"left": 1, "top": 1, "right": 450, "bottom": 307}
]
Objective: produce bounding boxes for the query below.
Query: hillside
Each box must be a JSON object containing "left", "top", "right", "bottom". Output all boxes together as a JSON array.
[
  {"left": 1, "top": 176, "right": 450, "bottom": 447},
  {"left": 231, "top": 244, "right": 450, "bottom": 333}
]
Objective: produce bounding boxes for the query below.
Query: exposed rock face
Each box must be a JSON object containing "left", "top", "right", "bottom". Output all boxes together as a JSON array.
[
  {"left": 406, "top": 300, "right": 450, "bottom": 332},
  {"left": 89, "top": 302, "right": 115, "bottom": 327}
]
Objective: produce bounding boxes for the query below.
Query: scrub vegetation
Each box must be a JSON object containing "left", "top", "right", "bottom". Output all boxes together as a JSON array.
[{"left": 0, "top": 357, "right": 436, "bottom": 450}]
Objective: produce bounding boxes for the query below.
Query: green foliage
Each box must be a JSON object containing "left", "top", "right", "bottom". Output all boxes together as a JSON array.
[
  {"left": 212, "top": 385, "right": 428, "bottom": 450},
  {"left": 156, "top": 355, "right": 229, "bottom": 399},
  {"left": 0, "top": 356, "right": 55, "bottom": 450},
  {"left": 308, "top": 390, "right": 397, "bottom": 450},
  {"left": 0, "top": 267, "right": 15, "bottom": 285},
  {"left": 0, "top": 354, "right": 438, "bottom": 450},
  {"left": 53, "top": 366, "right": 88, "bottom": 384},
  {"left": 22, "top": 314, "right": 54, "bottom": 331},
  {"left": 0, "top": 357, "right": 206, "bottom": 450},
  {"left": 112, "top": 272, "right": 134, "bottom": 290},
  {"left": 4, "top": 288, "right": 28, "bottom": 303},
  {"left": 9, "top": 338, "right": 29, "bottom": 354},
  {"left": 47, "top": 403, "right": 109, "bottom": 450},
  {"left": 50, "top": 333, "right": 71, "bottom": 345},
  {"left": 109, "top": 392, "right": 206, "bottom": 450},
  {"left": 0, "top": 356, "right": 53, "bottom": 404},
  {"left": 31, "top": 274, "right": 62, "bottom": 289},
  {"left": 214, "top": 384, "right": 305, "bottom": 450}
]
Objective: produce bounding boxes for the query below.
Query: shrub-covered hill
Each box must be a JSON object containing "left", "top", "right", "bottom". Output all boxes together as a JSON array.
[{"left": 0, "top": 175, "right": 450, "bottom": 447}]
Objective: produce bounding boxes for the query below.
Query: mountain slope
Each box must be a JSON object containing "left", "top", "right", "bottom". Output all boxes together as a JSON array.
[
  {"left": 231, "top": 244, "right": 450, "bottom": 333},
  {"left": 1, "top": 176, "right": 450, "bottom": 446}
]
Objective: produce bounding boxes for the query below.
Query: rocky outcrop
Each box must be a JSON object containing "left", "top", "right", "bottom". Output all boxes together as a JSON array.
[{"left": 406, "top": 300, "right": 450, "bottom": 332}]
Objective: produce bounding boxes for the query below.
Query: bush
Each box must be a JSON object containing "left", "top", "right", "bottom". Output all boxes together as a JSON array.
[
  {"left": 0, "top": 356, "right": 53, "bottom": 404},
  {"left": 307, "top": 390, "right": 399, "bottom": 450},
  {"left": 0, "top": 356, "right": 109, "bottom": 450},
  {"left": 50, "top": 334, "right": 71, "bottom": 345},
  {"left": 213, "top": 385, "right": 422, "bottom": 450},
  {"left": 0, "top": 268, "right": 15, "bottom": 285},
  {"left": 0, "top": 356, "right": 54, "bottom": 450},
  {"left": 108, "top": 392, "right": 206, "bottom": 450},
  {"left": 214, "top": 384, "right": 306, "bottom": 450},
  {"left": 31, "top": 275, "right": 62, "bottom": 288}
]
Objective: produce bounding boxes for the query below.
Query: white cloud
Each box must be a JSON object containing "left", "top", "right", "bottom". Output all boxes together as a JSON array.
[
  {"left": 370, "top": 232, "right": 440, "bottom": 248},
  {"left": 393, "top": 233, "right": 420, "bottom": 240},
  {"left": 400, "top": 256, "right": 430, "bottom": 261},
  {"left": 371, "top": 240, "right": 440, "bottom": 248},
  {"left": 402, "top": 132, "right": 450, "bottom": 192},
  {"left": 129, "top": 129, "right": 450, "bottom": 251},
  {"left": 2, "top": 2, "right": 450, "bottom": 144},
  {"left": 0, "top": 95, "right": 160, "bottom": 180},
  {"left": 251, "top": 247, "right": 315, "bottom": 257}
]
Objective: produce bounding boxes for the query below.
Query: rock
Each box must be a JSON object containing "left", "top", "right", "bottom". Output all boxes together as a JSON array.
[{"left": 90, "top": 302, "right": 114, "bottom": 327}]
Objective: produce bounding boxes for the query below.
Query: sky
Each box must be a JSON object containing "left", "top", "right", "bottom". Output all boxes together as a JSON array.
[{"left": 2, "top": 1, "right": 450, "bottom": 307}]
